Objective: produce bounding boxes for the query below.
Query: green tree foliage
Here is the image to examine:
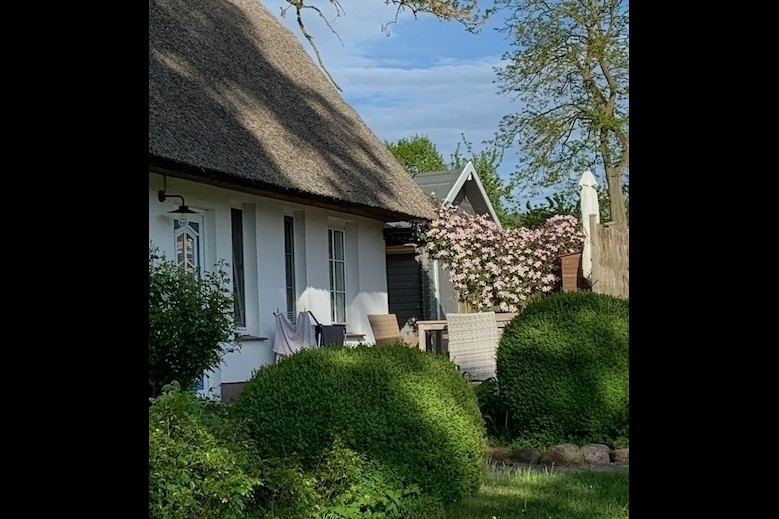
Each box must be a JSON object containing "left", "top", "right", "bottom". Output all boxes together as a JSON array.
[
  {"left": 386, "top": 134, "right": 447, "bottom": 174},
  {"left": 503, "top": 192, "right": 577, "bottom": 229},
  {"left": 387, "top": 133, "right": 518, "bottom": 229},
  {"left": 494, "top": 0, "right": 629, "bottom": 232},
  {"left": 148, "top": 244, "right": 235, "bottom": 399}
]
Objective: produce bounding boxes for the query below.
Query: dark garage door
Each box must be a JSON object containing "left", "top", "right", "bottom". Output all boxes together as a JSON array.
[{"left": 386, "top": 253, "right": 422, "bottom": 329}]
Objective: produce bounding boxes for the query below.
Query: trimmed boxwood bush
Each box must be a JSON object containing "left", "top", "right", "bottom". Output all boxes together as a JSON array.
[
  {"left": 253, "top": 436, "right": 442, "bottom": 519},
  {"left": 148, "top": 384, "right": 260, "bottom": 519},
  {"left": 496, "top": 291, "right": 629, "bottom": 447},
  {"left": 230, "top": 344, "right": 486, "bottom": 506}
]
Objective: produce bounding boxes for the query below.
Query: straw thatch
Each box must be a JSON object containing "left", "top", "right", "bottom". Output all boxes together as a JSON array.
[{"left": 149, "top": 0, "right": 437, "bottom": 222}]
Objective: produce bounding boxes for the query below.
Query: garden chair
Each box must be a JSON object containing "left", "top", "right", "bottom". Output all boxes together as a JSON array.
[
  {"left": 445, "top": 312, "right": 499, "bottom": 381},
  {"left": 368, "top": 314, "right": 417, "bottom": 346}
]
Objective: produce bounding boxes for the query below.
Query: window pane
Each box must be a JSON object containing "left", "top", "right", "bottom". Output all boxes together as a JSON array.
[
  {"left": 231, "top": 208, "right": 245, "bottom": 327},
  {"left": 174, "top": 220, "right": 201, "bottom": 277},
  {"left": 286, "top": 288, "right": 295, "bottom": 316},
  {"left": 284, "top": 216, "right": 296, "bottom": 319},
  {"left": 335, "top": 262, "right": 345, "bottom": 291},
  {"left": 334, "top": 230, "right": 344, "bottom": 260},
  {"left": 176, "top": 234, "right": 185, "bottom": 266},
  {"left": 335, "top": 293, "right": 346, "bottom": 323},
  {"left": 285, "top": 256, "right": 294, "bottom": 286},
  {"left": 284, "top": 218, "right": 293, "bottom": 251},
  {"left": 328, "top": 228, "right": 346, "bottom": 323}
]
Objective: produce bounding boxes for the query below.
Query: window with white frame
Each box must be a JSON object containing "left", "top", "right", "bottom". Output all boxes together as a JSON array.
[
  {"left": 174, "top": 219, "right": 202, "bottom": 276},
  {"left": 328, "top": 228, "right": 346, "bottom": 323},
  {"left": 284, "top": 216, "right": 297, "bottom": 321},
  {"left": 231, "top": 208, "right": 246, "bottom": 328}
]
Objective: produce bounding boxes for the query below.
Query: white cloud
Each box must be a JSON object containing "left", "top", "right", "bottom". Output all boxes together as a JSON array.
[{"left": 262, "top": 0, "right": 524, "bottom": 189}]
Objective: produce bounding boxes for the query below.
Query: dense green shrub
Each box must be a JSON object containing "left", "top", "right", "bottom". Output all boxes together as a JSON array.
[
  {"left": 230, "top": 345, "right": 486, "bottom": 507},
  {"left": 148, "top": 383, "right": 260, "bottom": 519},
  {"left": 253, "top": 436, "right": 442, "bottom": 519},
  {"left": 472, "top": 377, "right": 510, "bottom": 442},
  {"left": 496, "top": 291, "right": 629, "bottom": 447},
  {"left": 149, "top": 244, "right": 235, "bottom": 399}
]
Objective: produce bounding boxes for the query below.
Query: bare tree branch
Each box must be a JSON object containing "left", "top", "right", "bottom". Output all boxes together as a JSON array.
[{"left": 283, "top": 1, "right": 493, "bottom": 90}]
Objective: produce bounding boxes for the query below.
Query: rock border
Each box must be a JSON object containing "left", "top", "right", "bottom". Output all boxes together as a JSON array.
[{"left": 486, "top": 443, "right": 629, "bottom": 471}]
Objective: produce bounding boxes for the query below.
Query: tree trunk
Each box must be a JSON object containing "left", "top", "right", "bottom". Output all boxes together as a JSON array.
[{"left": 606, "top": 163, "right": 628, "bottom": 233}]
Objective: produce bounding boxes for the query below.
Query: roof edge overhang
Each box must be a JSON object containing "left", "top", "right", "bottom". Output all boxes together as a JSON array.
[
  {"left": 149, "top": 155, "right": 432, "bottom": 223},
  {"left": 445, "top": 161, "right": 502, "bottom": 229}
]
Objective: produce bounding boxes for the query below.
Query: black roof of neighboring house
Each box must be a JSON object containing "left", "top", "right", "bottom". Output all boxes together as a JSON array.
[{"left": 411, "top": 163, "right": 499, "bottom": 223}]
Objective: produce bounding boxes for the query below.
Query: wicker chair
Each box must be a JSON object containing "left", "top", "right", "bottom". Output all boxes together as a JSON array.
[
  {"left": 445, "top": 312, "right": 499, "bottom": 381},
  {"left": 368, "top": 314, "right": 408, "bottom": 346}
]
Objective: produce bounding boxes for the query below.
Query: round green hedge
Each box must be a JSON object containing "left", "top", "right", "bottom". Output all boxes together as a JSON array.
[
  {"left": 229, "top": 344, "right": 486, "bottom": 506},
  {"left": 496, "top": 291, "right": 629, "bottom": 446}
]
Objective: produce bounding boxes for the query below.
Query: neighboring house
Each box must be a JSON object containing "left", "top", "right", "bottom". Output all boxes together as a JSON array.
[
  {"left": 383, "top": 161, "right": 502, "bottom": 343},
  {"left": 149, "top": 0, "right": 436, "bottom": 400}
]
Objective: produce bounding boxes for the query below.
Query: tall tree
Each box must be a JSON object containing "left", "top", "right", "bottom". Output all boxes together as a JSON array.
[
  {"left": 504, "top": 193, "right": 578, "bottom": 229},
  {"left": 494, "top": 0, "right": 629, "bottom": 232},
  {"left": 386, "top": 134, "right": 447, "bottom": 174},
  {"left": 387, "top": 133, "right": 517, "bottom": 229}
]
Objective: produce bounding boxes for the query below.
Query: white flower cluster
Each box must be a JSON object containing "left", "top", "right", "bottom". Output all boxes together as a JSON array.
[{"left": 425, "top": 204, "right": 585, "bottom": 312}]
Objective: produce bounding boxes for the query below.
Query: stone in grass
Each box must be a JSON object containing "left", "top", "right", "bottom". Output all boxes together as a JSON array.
[
  {"left": 581, "top": 444, "right": 611, "bottom": 465},
  {"left": 486, "top": 446, "right": 512, "bottom": 462},
  {"left": 610, "top": 448, "right": 629, "bottom": 462},
  {"left": 538, "top": 443, "right": 584, "bottom": 466},
  {"left": 514, "top": 447, "right": 541, "bottom": 464}
]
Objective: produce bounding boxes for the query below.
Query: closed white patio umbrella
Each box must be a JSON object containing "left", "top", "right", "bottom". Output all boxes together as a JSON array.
[{"left": 578, "top": 170, "right": 600, "bottom": 281}]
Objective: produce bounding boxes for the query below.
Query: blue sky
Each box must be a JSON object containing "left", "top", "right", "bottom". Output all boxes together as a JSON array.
[{"left": 263, "top": 0, "right": 526, "bottom": 195}]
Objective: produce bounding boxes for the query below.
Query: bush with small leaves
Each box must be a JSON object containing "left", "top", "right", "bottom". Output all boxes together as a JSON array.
[
  {"left": 230, "top": 345, "right": 486, "bottom": 507},
  {"left": 497, "top": 291, "right": 629, "bottom": 447},
  {"left": 148, "top": 384, "right": 260, "bottom": 519},
  {"left": 149, "top": 243, "right": 235, "bottom": 399}
]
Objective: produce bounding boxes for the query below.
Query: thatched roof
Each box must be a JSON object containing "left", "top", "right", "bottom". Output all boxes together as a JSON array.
[{"left": 149, "top": 0, "right": 436, "bottom": 222}]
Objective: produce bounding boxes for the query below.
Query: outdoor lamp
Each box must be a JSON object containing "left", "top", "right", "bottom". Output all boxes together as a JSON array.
[{"left": 158, "top": 190, "right": 198, "bottom": 226}]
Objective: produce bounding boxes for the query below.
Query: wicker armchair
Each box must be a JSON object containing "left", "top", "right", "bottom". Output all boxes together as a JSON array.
[
  {"left": 368, "top": 314, "right": 411, "bottom": 346},
  {"left": 445, "top": 312, "right": 499, "bottom": 381}
]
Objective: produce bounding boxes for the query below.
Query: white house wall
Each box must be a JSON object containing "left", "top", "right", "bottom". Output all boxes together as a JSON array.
[{"left": 149, "top": 173, "right": 389, "bottom": 390}]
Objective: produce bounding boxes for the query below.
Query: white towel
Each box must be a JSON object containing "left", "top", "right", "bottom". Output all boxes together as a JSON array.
[
  {"left": 273, "top": 312, "right": 317, "bottom": 357},
  {"left": 295, "top": 311, "right": 317, "bottom": 350}
]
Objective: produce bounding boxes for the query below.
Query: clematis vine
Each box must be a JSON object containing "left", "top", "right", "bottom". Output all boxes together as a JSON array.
[{"left": 424, "top": 203, "right": 585, "bottom": 312}]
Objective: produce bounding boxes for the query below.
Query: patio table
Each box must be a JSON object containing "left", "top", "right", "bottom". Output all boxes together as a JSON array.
[{"left": 416, "top": 320, "right": 447, "bottom": 351}]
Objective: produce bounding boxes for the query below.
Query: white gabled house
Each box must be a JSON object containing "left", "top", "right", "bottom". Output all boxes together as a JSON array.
[
  {"left": 149, "top": 0, "right": 436, "bottom": 400},
  {"left": 384, "top": 161, "right": 503, "bottom": 341}
]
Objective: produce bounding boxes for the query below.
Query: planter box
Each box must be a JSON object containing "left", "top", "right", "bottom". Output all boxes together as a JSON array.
[{"left": 559, "top": 251, "right": 590, "bottom": 292}]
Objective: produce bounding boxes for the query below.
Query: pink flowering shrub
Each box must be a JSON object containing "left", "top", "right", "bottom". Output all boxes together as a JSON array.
[{"left": 424, "top": 204, "right": 585, "bottom": 312}]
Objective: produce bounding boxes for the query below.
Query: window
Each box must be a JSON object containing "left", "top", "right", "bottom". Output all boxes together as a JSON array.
[
  {"left": 174, "top": 219, "right": 202, "bottom": 275},
  {"left": 284, "top": 216, "right": 296, "bottom": 321},
  {"left": 231, "top": 209, "right": 246, "bottom": 328},
  {"left": 328, "top": 229, "right": 346, "bottom": 323}
]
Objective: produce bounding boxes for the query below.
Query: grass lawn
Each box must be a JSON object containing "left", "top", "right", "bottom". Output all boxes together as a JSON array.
[{"left": 441, "top": 465, "right": 629, "bottom": 519}]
